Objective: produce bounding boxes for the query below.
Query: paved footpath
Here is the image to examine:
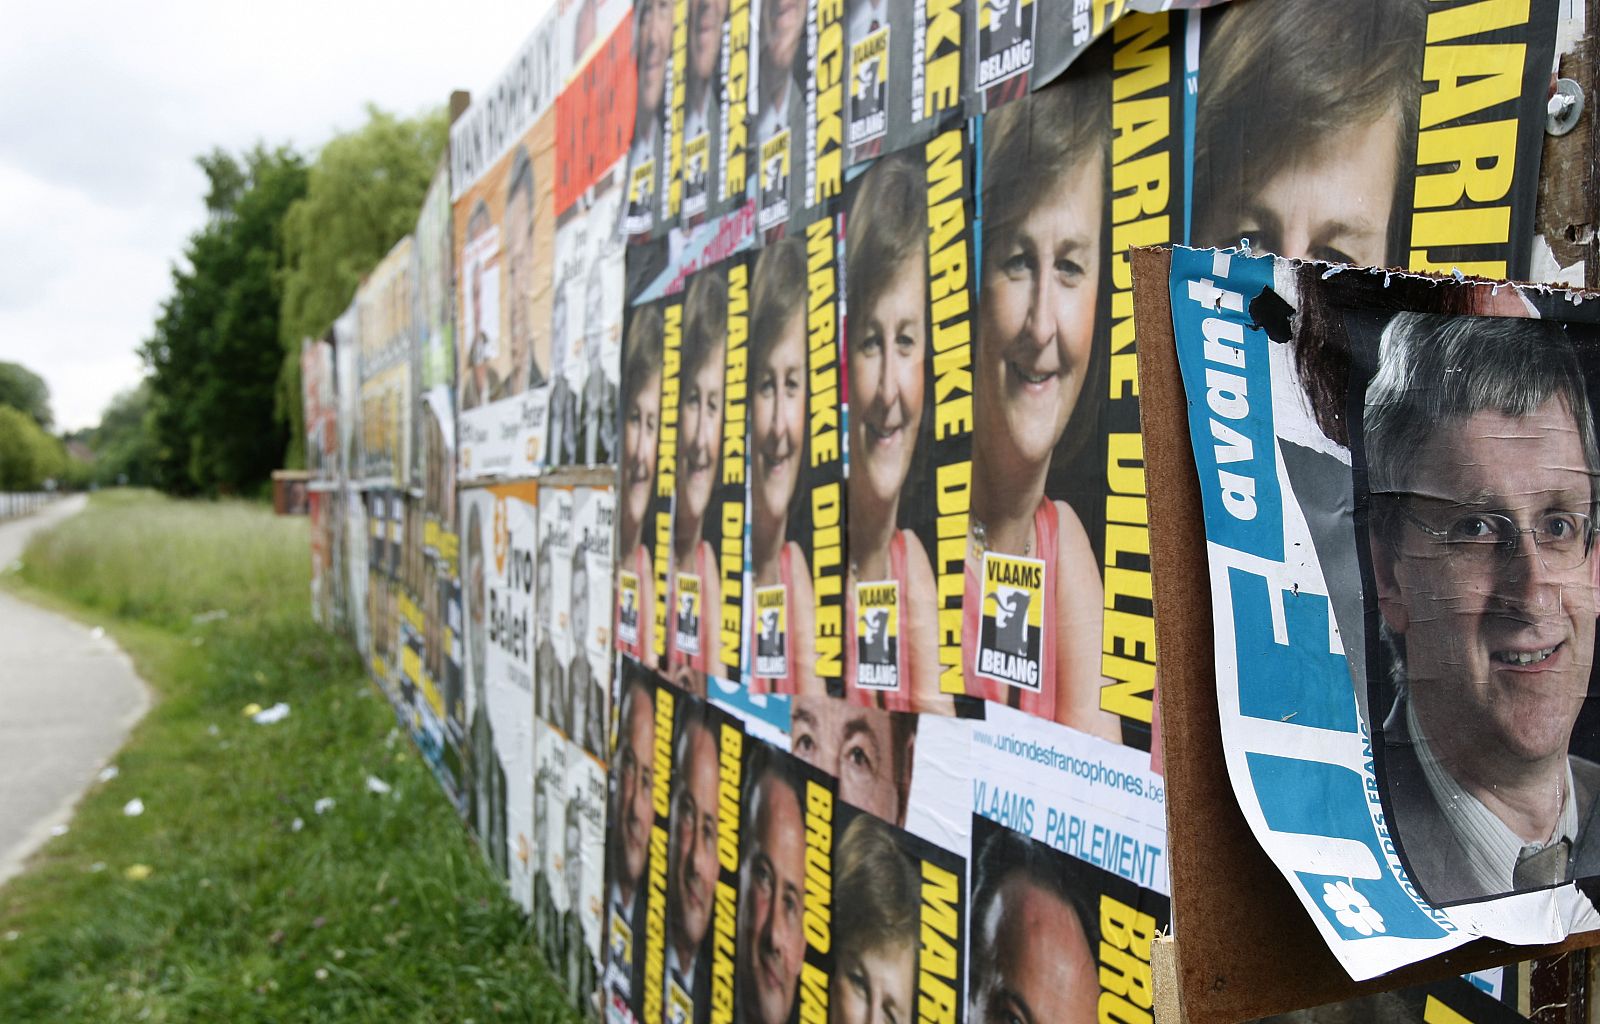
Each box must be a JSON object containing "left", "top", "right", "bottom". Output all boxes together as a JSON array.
[{"left": 0, "top": 496, "right": 150, "bottom": 887}]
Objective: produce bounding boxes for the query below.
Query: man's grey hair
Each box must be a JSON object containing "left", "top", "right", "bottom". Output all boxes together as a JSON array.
[{"left": 1364, "top": 312, "right": 1600, "bottom": 546}]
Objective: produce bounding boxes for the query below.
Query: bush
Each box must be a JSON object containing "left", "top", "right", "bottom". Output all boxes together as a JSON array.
[{"left": 0, "top": 406, "right": 67, "bottom": 490}]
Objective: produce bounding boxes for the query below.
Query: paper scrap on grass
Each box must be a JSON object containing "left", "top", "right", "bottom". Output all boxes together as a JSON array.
[{"left": 251, "top": 702, "right": 290, "bottom": 725}]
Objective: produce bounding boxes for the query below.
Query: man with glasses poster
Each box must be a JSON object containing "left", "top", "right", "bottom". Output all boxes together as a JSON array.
[{"left": 1363, "top": 312, "right": 1600, "bottom": 904}]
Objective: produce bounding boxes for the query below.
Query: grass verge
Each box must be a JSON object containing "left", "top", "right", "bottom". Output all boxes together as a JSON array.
[{"left": 0, "top": 490, "right": 577, "bottom": 1023}]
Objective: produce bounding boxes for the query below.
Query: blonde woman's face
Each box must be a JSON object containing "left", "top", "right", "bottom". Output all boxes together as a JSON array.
[
  {"left": 678, "top": 343, "right": 726, "bottom": 533},
  {"left": 849, "top": 256, "right": 926, "bottom": 516},
  {"left": 623, "top": 367, "right": 662, "bottom": 545},
  {"left": 976, "top": 153, "right": 1102, "bottom": 474},
  {"left": 752, "top": 314, "right": 807, "bottom": 544},
  {"left": 831, "top": 940, "right": 916, "bottom": 1024}
]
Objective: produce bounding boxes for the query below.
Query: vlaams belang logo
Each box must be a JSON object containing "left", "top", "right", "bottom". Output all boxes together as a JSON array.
[
  {"left": 855, "top": 579, "right": 900, "bottom": 690},
  {"left": 974, "top": 551, "right": 1043, "bottom": 691},
  {"left": 754, "top": 585, "right": 787, "bottom": 678}
]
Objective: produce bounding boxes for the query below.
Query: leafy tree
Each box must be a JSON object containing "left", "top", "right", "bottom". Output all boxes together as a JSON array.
[
  {"left": 141, "top": 145, "right": 308, "bottom": 495},
  {"left": 277, "top": 104, "right": 447, "bottom": 466},
  {"left": 0, "top": 361, "right": 52, "bottom": 429},
  {"left": 89, "top": 382, "right": 160, "bottom": 487},
  {"left": 0, "top": 405, "right": 67, "bottom": 490}
]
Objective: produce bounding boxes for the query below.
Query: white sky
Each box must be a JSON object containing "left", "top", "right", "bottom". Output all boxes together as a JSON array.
[{"left": 0, "top": 0, "right": 552, "bottom": 432}]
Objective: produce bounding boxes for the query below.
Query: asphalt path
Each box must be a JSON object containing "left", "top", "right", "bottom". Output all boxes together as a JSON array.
[{"left": 0, "top": 496, "right": 150, "bottom": 887}]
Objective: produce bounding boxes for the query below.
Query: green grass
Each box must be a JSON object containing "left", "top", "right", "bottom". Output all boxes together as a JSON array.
[{"left": 0, "top": 490, "right": 578, "bottom": 1023}]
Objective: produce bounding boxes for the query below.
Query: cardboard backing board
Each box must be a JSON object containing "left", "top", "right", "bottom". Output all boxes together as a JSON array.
[{"left": 1131, "top": 245, "right": 1600, "bottom": 1024}]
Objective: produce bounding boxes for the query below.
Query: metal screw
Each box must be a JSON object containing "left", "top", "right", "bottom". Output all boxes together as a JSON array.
[{"left": 1547, "top": 78, "right": 1584, "bottom": 137}]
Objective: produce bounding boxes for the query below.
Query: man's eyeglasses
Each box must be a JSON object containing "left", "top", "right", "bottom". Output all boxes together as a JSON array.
[{"left": 1394, "top": 502, "right": 1597, "bottom": 571}]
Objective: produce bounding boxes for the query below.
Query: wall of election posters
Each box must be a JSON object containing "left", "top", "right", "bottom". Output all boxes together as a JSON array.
[{"left": 301, "top": 0, "right": 1593, "bottom": 1017}]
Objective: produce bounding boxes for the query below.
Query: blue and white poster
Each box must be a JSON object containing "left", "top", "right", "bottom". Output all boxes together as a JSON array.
[{"left": 1170, "top": 246, "right": 1600, "bottom": 978}]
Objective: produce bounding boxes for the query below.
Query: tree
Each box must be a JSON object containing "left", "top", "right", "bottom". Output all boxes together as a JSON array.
[
  {"left": 0, "top": 405, "right": 66, "bottom": 490},
  {"left": 0, "top": 361, "right": 53, "bottom": 429},
  {"left": 141, "top": 145, "right": 309, "bottom": 495},
  {"left": 89, "top": 382, "right": 160, "bottom": 487},
  {"left": 277, "top": 104, "right": 447, "bottom": 467}
]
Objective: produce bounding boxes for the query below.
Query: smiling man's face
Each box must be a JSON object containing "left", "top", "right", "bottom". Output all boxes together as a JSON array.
[
  {"left": 613, "top": 686, "right": 657, "bottom": 890},
  {"left": 669, "top": 721, "right": 721, "bottom": 958},
  {"left": 970, "top": 874, "right": 1097, "bottom": 1024},
  {"left": 737, "top": 772, "right": 806, "bottom": 1024},
  {"left": 1375, "top": 397, "right": 1599, "bottom": 779},
  {"left": 689, "top": 0, "right": 728, "bottom": 90}
]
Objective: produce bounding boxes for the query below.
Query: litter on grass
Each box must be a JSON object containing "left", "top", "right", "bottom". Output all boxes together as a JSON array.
[
  {"left": 291, "top": 817, "right": 305, "bottom": 832},
  {"left": 49, "top": 824, "right": 68, "bottom": 837},
  {"left": 251, "top": 702, "right": 290, "bottom": 725},
  {"left": 365, "top": 775, "right": 393, "bottom": 796},
  {"left": 122, "top": 798, "right": 144, "bottom": 817},
  {"left": 313, "top": 797, "right": 335, "bottom": 815},
  {"left": 98, "top": 765, "right": 119, "bottom": 783}
]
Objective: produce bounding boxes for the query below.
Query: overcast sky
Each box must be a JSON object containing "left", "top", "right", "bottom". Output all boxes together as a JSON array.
[{"left": 0, "top": 0, "right": 551, "bottom": 432}]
